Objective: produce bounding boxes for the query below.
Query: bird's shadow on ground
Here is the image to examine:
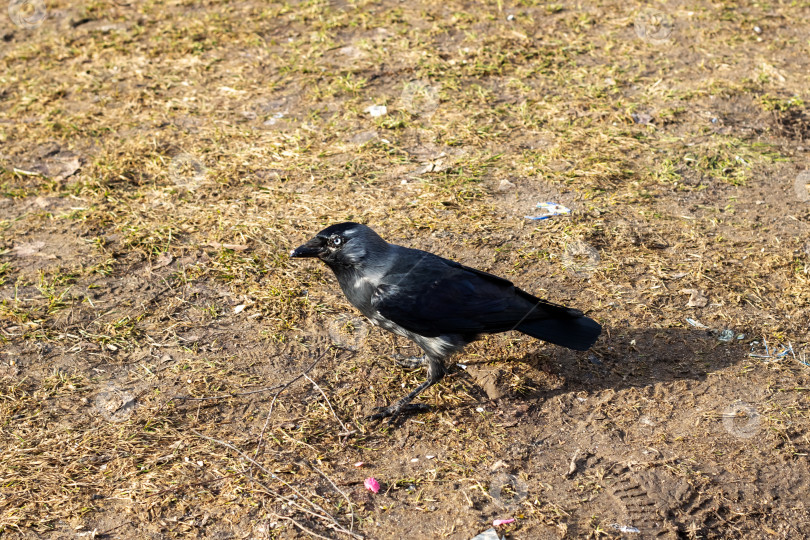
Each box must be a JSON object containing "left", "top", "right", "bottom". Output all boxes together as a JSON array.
[{"left": 447, "top": 326, "right": 752, "bottom": 406}]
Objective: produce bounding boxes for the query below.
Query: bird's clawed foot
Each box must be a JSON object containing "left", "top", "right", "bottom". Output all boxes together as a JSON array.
[
  {"left": 392, "top": 354, "right": 427, "bottom": 369},
  {"left": 367, "top": 402, "right": 431, "bottom": 423}
]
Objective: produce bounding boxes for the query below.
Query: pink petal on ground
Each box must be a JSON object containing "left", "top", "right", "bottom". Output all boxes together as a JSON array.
[
  {"left": 364, "top": 477, "right": 380, "bottom": 493},
  {"left": 493, "top": 518, "right": 515, "bottom": 526},
  {"left": 354, "top": 462, "right": 364, "bottom": 467}
]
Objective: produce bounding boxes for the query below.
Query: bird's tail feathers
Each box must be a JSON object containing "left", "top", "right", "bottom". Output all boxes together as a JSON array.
[{"left": 516, "top": 315, "right": 601, "bottom": 351}]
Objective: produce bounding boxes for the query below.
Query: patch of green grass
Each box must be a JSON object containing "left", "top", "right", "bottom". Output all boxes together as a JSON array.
[
  {"left": 0, "top": 262, "right": 11, "bottom": 286},
  {"left": 682, "top": 138, "right": 783, "bottom": 185},
  {"left": 759, "top": 94, "right": 804, "bottom": 112}
]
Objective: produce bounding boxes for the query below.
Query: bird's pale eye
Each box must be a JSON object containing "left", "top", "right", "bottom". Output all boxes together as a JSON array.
[{"left": 329, "top": 235, "right": 343, "bottom": 247}]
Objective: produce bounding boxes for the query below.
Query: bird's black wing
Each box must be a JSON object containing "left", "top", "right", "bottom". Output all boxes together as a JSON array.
[{"left": 372, "top": 248, "right": 579, "bottom": 338}]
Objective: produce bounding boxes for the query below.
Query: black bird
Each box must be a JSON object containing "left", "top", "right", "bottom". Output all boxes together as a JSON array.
[{"left": 290, "top": 222, "right": 601, "bottom": 421}]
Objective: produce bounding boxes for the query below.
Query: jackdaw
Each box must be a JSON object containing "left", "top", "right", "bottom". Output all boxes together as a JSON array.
[{"left": 290, "top": 222, "right": 601, "bottom": 421}]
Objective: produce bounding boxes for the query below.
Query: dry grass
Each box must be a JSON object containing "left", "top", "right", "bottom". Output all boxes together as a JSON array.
[{"left": 1, "top": 0, "right": 809, "bottom": 538}]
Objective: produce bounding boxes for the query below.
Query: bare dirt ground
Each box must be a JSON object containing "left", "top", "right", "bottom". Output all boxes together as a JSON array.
[{"left": 1, "top": 0, "right": 809, "bottom": 538}]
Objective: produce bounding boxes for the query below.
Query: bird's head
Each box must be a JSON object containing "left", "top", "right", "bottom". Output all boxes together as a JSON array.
[{"left": 290, "top": 222, "right": 385, "bottom": 267}]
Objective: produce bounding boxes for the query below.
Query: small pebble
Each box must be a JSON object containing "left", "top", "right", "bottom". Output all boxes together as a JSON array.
[
  {"left": 497, "top": 179, "right": 516, "bottom": 192},
  {"left": 717, "top": 329, "right": 735, "bottom": 342},
  {"left": 365, "top": 105, "right": 387, "bottom": 117}
]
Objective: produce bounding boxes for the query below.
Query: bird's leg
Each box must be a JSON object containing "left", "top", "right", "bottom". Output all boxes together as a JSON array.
[
  {"left": 369, "top": 356, "right": 446, "bottom": 422},
  {"left": 392, "top": 353, "right": 427, "bottom": 369}
]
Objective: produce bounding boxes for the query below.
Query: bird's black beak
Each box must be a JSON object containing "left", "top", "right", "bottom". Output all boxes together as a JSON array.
[{"left": 290, "top": 238, "right": 324, "bottom": 258}]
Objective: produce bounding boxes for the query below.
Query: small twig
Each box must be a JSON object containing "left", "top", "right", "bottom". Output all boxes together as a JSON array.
[
  {"left": 238, "top": 464, "right": 339, "bottom": 532},
  {"left": 194, "top": 430, "right": 332, "bottom": 518},
  {"left": 254, "top": 348, "right": 334, "bottom": 462},
  {"left": 148, "top": 474, "right": 234, "bottom": 498},
  {"left": 304, "top": 373, "right": 351, "bottom": 434},
  {"left": 96, "top": 521, "right": 133, "bottom": 538},
  {"left": 158, "top": 349, "right": 338, "bottom": 413},
  {"left": 192, "top": 430, "right": 362, "bottom": 539},
  {"left": 166, "top": 383, "right": 286, "bottom": 404},
  {"left": 304, "top": 460, "right": 356, "bottom": 533},
  {"left": 13, "top": 167, "right": 43, "bottom": 177},
  {"left": 275, "top": 515, "right": 333, "bottom": 540},
  {"left": 154, "top": 347, "right": 303, "bottom": 416}
]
